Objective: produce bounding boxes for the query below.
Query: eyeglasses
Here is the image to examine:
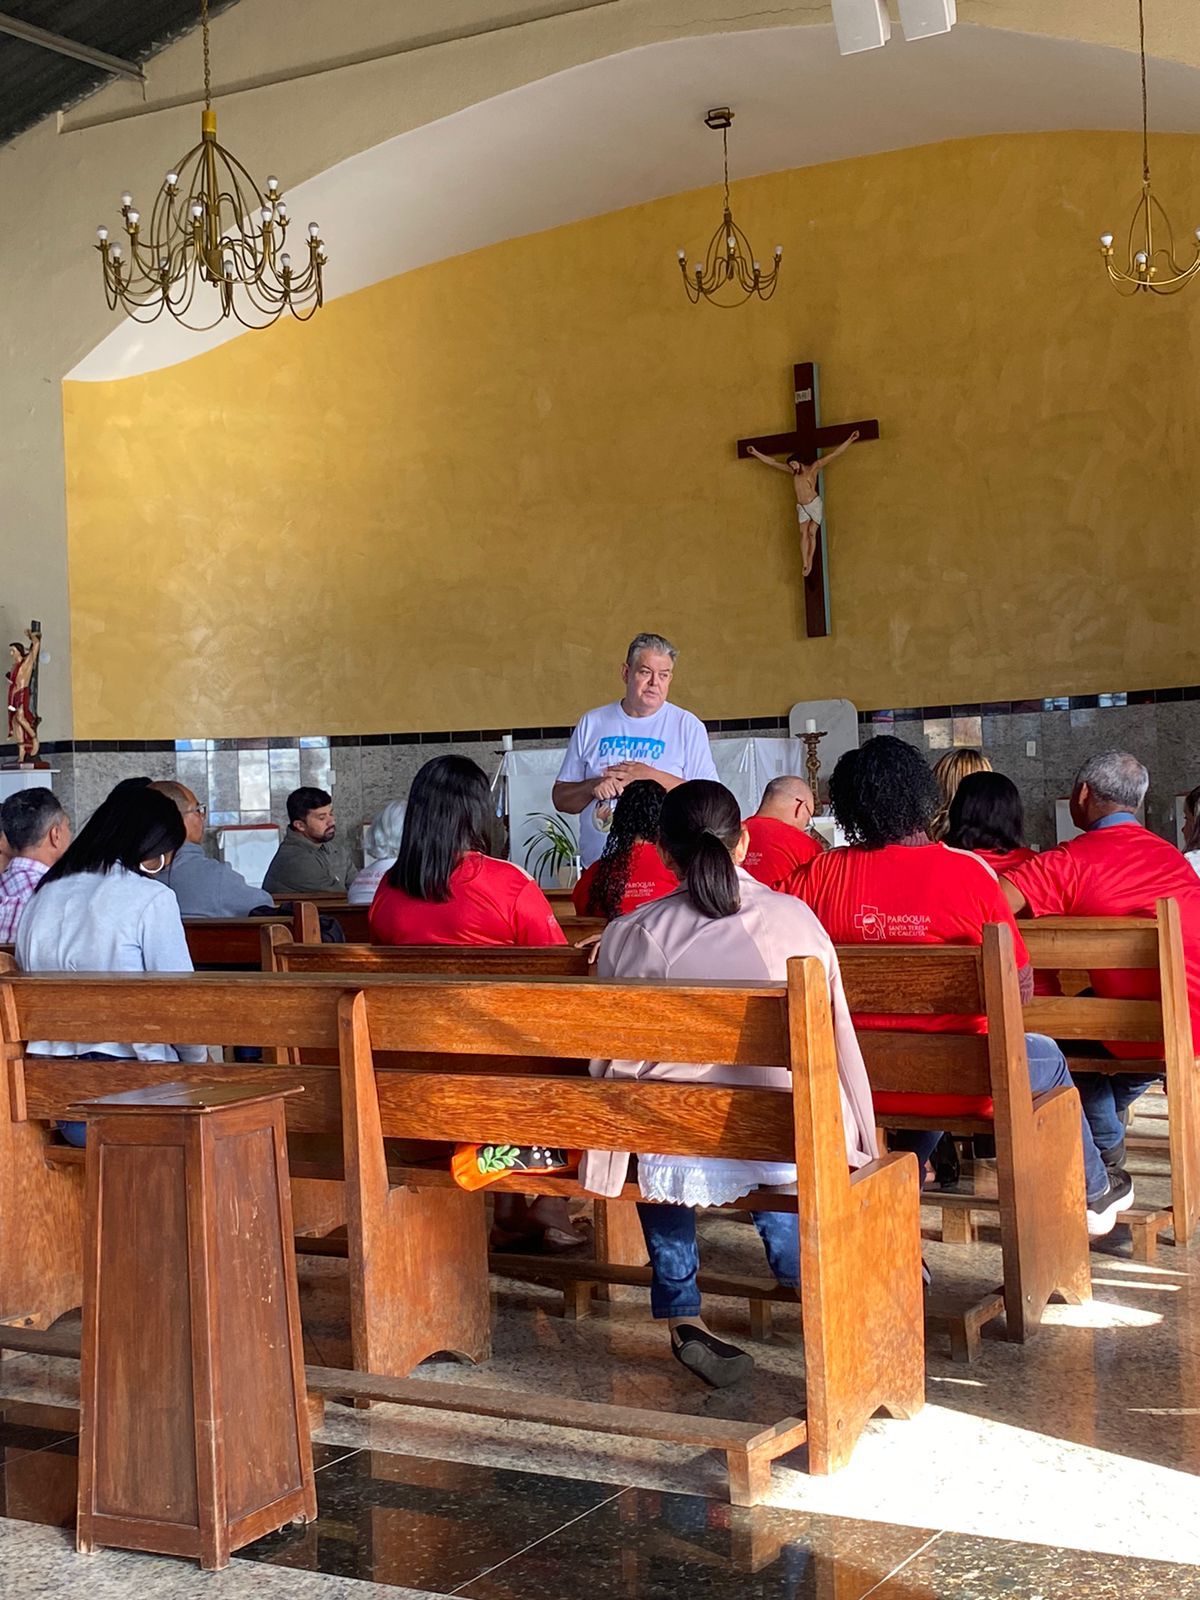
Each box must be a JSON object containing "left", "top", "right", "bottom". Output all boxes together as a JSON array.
[{"left": 184, "top": 804, "right": 207, "bottom": 818}]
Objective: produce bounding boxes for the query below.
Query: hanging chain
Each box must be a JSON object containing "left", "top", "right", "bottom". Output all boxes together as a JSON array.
[
  {"left": 201, "top": 0, "right": 212, "bottom": 109},
  {"left": 1139, "top": 0, "right": 1150, "bottom": 183},
  {"left": 723, "top": 125, "right": 731, "bottom": 211}
]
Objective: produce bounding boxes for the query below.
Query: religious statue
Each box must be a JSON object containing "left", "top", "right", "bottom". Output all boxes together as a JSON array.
[
  {"left": 7, "top": 626, "right": 42, "bottom": 766},
  {"left": 746, "top": 431, "right": 860, "bottom": 578}
]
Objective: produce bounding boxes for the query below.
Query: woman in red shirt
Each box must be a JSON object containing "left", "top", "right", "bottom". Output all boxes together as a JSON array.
[
  {"left": 945, "top": 771, "right": 1038, "bottom": 875},
  {"left": 370, "top": 755, "right": 582, "bottom": 1249},
  {"left": 788, "top": 737, "right": 1129, "bottom": 1237},
  {"left": 572, "top": 779, "right": 678, "bottom": 920},
  {"left": 370, "top": 756, "right": 566, "bottom": 948}
]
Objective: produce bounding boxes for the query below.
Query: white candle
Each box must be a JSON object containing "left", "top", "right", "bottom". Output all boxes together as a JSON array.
[
  {"left": 804, "top": 719, "right": 817, "bottom": 734},
  {"left": 502, "top": 734, "right": 514, "bottom": 751}
]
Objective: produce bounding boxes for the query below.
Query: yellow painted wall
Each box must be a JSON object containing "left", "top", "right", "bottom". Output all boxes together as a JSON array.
[{"left": 64, "top": 130, "right": 1200, "bottom": 739}]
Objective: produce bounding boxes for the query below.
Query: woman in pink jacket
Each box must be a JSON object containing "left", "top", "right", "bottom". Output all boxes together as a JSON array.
[{"left": 582, "top": 780, "right": 877, "bottom": 1390}]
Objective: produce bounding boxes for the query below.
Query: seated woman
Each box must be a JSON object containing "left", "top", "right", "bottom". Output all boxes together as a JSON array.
[
  {"left": 929, "top": 747, "right": 992, "bottom": 840},
  {"left": 582, "top": 780, "right": 878, "bottom": 1389},
  {"left": 945, "top": 771, "right": 1037, "bottom": 874},
  {"left": 348, "top": 799, "right": 407, "bottom": 906},
  {"left": 16, "top": 784, "right": 206, "bottom": 1145},
  {"left": 370, "top": 756, "right": 565, "bottom": 947},
  {"left": 370, "top": 754, "right": 582, "bottom": 1249},
  {"left": 572, "top": 779, "right": 677, "bottom": 920},
  {"left": 787, "top": 736, "right": 1131, "bottom": 1236}
]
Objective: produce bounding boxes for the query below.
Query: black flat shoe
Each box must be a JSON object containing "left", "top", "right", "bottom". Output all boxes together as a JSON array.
[{"left": 670, "top": 1324, "right": 755, "bottom": 1389}]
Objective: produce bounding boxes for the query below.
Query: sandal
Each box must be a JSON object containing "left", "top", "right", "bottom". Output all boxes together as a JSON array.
[{"left": 670, "top": 1324, "right": 754, "bottom": 1389}]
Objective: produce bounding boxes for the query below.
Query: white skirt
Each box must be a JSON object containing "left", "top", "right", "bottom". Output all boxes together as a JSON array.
[{"left": 636, "top": 1154, "right": 798, "bottom": 1208}]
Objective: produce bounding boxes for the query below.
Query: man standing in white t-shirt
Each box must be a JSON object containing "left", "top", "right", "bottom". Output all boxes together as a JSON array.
[{"left": 553, "top": 633, "right": 718, "bottom": 867}]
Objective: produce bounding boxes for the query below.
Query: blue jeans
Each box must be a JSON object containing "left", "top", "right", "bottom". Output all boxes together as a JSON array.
[
  {"left": 891, "top": 1034, "right": 1110, "bottom": 1205},
  {"left": 1073, "top": 1071, "right": 1159, "bottom": 1153},
  {"left": 637, "top": 1201, "right": 799, "bottom": 1320},
  {"left": 56, "top": 1051, "right": 120, "bottom": 1147}
]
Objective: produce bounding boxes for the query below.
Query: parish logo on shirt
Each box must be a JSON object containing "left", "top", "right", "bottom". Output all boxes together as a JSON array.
[
  {"left": 852, "top": 903, "right": 931, "bottom": 941},
  {"left": 596, "top": 735, "right": 667, "bottom": 763}
]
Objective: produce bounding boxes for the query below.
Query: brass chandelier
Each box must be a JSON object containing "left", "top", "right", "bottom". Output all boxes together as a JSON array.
[
  {"left": 677, "top": 108, "right": 781, "bottom": 307},
  {"left": 94, "top": 0, "right": 326, "bottom": 329},
  {"left": 1099, "top": 0, "right": 1200, "bottom": 296}
]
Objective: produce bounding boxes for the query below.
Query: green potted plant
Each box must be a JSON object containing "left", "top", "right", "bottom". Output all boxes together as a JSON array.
[{"left": 522, "top": 812, "right": 581, "bottom": 889}]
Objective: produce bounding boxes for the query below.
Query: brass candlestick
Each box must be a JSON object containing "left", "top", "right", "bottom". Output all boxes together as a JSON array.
[{"left": 801, "top": 730, "right": 827, "bottom": 812}]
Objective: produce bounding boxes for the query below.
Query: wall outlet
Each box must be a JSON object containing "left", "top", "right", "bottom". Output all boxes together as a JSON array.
[{"left": 1026, "top": 740, "right": 1037, "bottom": 756}]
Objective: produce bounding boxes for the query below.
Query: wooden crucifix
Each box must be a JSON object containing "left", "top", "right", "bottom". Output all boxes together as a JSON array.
[{"left": 737, "top": 361, "right": 879, "bottom": 638}]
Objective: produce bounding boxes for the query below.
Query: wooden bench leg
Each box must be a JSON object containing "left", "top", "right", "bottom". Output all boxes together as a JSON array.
[
  {"left": 593, "top": 1198, "right": 647, "bottom": 1309},
  {"left": 726, "top": 1446, "right": 772, "bottom": 1508},
  {"left": 748, "top": 1299, "right": 773, "bottom": 1342},
  {"left": 560, "top": 1279, "right": 594, "bottom": 1321},
  {"left": 0, "top": 1118, "right": 86, "bottom": 1333},
  {"left": 995, "top": 1086, "right": 1092, "bottom": 1343},
  {"left": 939, "top": 1205, "right": 976, "bottom": 1245},
  {"left": 1125, "top": 1209, "right": 1172, "bottom": 1263},
  {"left": 340, "top": 995, "right": 491, "bottom": 1376}
]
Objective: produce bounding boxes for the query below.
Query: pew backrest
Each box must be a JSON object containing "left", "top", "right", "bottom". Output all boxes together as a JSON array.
[
  {"left": 267, "top": 937, "right": 592, "bottom": 978},
  {"left": 184, "top": 916, "right": 290, "bottom": 968}
]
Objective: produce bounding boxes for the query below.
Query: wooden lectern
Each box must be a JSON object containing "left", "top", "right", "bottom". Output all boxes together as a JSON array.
[{"left": 73, "top": 1082, "right": 316, "bottom": 1571}]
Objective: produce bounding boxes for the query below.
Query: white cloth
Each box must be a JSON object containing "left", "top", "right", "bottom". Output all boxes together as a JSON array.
[
  {"left": 1186, "top": 850, "right": 1200, "bottom": 880},
  {"left": 796, "top": 496, "right": 823, "bottom": 525},
  {"left": 16, "top": 864, "right": 207, "bottom": 1063},
  {"left": 556, "top": 700, "right": 718, "bottom": 867},
  {"left": 347, "top": 856, "right": 395, "bottom": 905},
  {"left": 579, "top": 869, "right": 878, "bottom": 1206}
]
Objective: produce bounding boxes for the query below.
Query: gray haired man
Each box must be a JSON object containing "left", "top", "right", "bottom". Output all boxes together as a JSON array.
[
  {"left": 553, "top": 632, "right": 718, "bottom": 867},
  {"left": 1003, "top": 749, "right": 1200, "bottom": 1176}
]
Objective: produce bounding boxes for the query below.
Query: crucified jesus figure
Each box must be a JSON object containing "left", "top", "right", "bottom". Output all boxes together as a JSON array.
[{"left": 747, "top": 431, "right": 860, "bottom": 577}]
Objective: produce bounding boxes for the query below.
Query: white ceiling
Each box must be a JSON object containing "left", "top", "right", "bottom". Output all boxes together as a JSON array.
[{"left": 71, "top": 22, "right": 1200, "bottom": 381}]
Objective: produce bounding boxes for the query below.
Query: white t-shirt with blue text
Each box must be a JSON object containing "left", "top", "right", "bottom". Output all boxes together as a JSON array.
[{"left": 557, "top": 700, "right": 718, "bottom": 866}]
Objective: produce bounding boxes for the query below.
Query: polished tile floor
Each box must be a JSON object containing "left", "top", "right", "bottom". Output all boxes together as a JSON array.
[{"left": 2, "top": 1106, "right": 1199, "bottom": 1597}]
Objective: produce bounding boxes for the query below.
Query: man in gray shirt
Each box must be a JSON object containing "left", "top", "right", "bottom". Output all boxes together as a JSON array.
[
  {"left": 150, "top": 781, "right": 274, "bottom": 917},
  {"left": 262, "top": 786, "right": 355, "bottom": 897}
]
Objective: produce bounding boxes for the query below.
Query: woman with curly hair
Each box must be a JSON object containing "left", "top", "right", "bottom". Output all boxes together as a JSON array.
[
  {"left": 929, "top": 748, "right": 992, "bottom": 840},
  {"left": 572, "top": 779, "right": 677, "bottom": 920},
  {"left": 787, "top": 736, "right": 1131, "bottom": 1237},
  {"left": 945, "top": 770, "right": 1037, "bottom": 874}
]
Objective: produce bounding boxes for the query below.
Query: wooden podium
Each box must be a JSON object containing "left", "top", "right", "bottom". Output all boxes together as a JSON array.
[{"left": 73, "top": 1082, "right": 316, "bottom": 1571}]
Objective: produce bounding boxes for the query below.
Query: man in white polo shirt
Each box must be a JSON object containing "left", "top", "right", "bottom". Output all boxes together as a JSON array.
[{"left": 553, "top": 632, "right": 718, "bottom": 868}]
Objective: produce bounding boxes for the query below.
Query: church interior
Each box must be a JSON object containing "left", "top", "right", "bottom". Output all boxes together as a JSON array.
[{"left": 2, "top": 1, "right": 1200, "bottom": 1595}]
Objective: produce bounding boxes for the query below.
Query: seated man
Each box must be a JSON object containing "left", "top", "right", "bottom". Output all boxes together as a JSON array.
[
  {"left": 262, "top": 786, "right": 356, "bottom": 897},
  {"left": 787, "top": 736, "right": 1132, "bottom": 1236},
  {"left": 1002, "top": 750, "right": 1200, "bottom": 1175},
  {"left": 0, "top": 787, "right": 70, "bottom": 940},
  {"left": 742, "top": 776, "right": 821, "bottom": 890},
  {"left": 150, "top": 781, "right": 273, "bottom": 918}
]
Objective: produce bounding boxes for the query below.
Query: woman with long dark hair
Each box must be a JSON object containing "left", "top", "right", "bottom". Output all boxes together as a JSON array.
[
  {"left": 370, "top": 755, "right": 582, "bottom": 1247},
  {"left": 370, "top": 755, "right": 566, "bottom": 946},
  {"left": 582, "top": 779, "right": 878, "bottom": 1388},
  {"left": 17, "top": 783, "right": 206, "bottom": 1145},
  {"left": 572, "top": 779, "right": 676, "bottom": 920},
  {"left": 945, "top": 771, "right": 1037, "bottom": 874}
]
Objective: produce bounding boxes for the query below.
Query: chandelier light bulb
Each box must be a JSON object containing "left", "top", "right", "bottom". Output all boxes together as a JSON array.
[
  {"left": 189, "top": 201, "right": 204, "bottom": 219},
  {"left": 280, "top": 252, "right": 291, "bottom": 270},
  {"left": 127, "top": 210, "right": 140, "bottom": 227},
  {"left": 96, "top": 226, "right": 108, "bottom": 242},
  {"left": 266, "top": 176, "right": 279, "bottom": 192},
  {"left": 1099, "top": 233, "right": 1114, "bottom": 248},
  {"left": 775, "top": 245, "right": 783, "bottom": 258},
  {"left": 277, "top": 202, "right": 288, "bottom": 219},
  {"left": 260, "top": 207, "right": 273, "bottom": 225},
  {"left": 120, "top": 192, "right": 132, "bottom": 209},
  {"left": 307, "top": 222, "right": 321, "bottom": 240},
  {"left": 165, "top": 172, "right": 178, "bottom": 188},
  {"left": 753, "top": 260, "right": 761, "bottom": 273},
  {"left": 676, "top": 249, "right": 685, "bottom": 261},
  {"left": 110, "top": 245, "right": 122, "bottom": 260}
]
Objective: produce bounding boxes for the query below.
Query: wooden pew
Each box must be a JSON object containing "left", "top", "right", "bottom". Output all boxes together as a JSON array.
[
  {"left": 265, "top": 936, "right": 592, "bottom": 978},
  {"left": 838, "top": 924, "right": 1093, "bottom": 1345},
  {"left": 286, "top": 898, "right": 605, "bottom": 948},
  {"left": 183, "top": 915, "right": 290, "bottom": 968},
  {"left": 1023, "top": 900, "right": 1196, "bottom": 1257},
  {"left": 0, "top": 965, "right": 924, "bottom": 1491}
]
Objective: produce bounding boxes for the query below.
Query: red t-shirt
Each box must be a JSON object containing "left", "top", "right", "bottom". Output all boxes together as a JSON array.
[
  {"left": 369, "top": 853, "right": 567, "bottom": 947},
  {"left": 976, "top": 846, "right": 1039, "bottom": 875},
  {"left": 787, "top": 841, "right": 1028, "bottom": 1032},
  {"left": 742, "top": 816, "right": 822, "bottom": 891},
  {"left": 571, "top": 840, "right": 678, "bottom": 919},
  {"left": 1006, "top": 821, "right": 1200, "bottom": 1059}
]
